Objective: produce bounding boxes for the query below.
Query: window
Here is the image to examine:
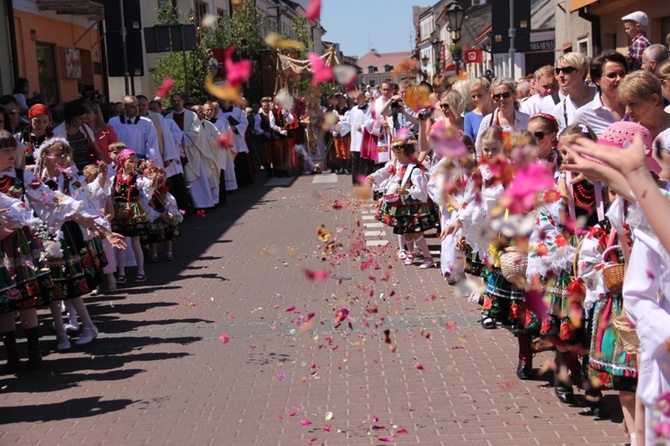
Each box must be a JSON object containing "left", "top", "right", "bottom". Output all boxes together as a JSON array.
[
  {"left": 369, "top": 79, "right": 376, "bottom": 87},
  {"left": 36, "top": 42, "right": 59, "bottom": 105},
  {"left": 194, "top": 1, "right": 208, "bottom": 24},
  {"left": 157, "top": 0, "right": 176, "bottom": 6},
  {"left": 368, "top": 66, "right": 377, "bottom": 74},
  {"left": 384, "top": 65, "right": 392, "bottom": 72}
]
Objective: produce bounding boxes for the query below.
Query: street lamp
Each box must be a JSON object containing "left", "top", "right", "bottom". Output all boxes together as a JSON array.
[
  {"left": 431, "top": 38, "right": 442, "bottom": 75},
  {"left": 445, "top": 2, "right": 465, "bottom": 42},
  {"left": 445, "top": 2, "right": 465, "bottom": 75}
]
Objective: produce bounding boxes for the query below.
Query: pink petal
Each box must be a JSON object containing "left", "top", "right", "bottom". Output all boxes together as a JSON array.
[
  {"left": 397, "top": 428, "right": 408, "bottom": 434},
  {"left": 304, "top": 268, "right": 329, "bottom": 281},
  {"left": 324, "top": 424, "right": 331, "bottom": 432},
  {"left": 223, "top": 47, "right": 252, "bottom": 88},
  {"left": 309, "top": 52, "right": 333, "bottom": 86},
  {"left": 305, "top": 0, "right": 321, "bottom": 21},
  {"left": 284, "top": 305, "right": 296, "bottom": 312},
  {"left": 220, "top": 332, "right": 229, "bottom": 343},
  {"left": 300, "top": 419, "right": 312, "bottom": 426},
  {"left": 378, "top": 437, "right": 394, "bottom": 442},
  {"left": 525, "top": 289, "right": 549, "bottom": 320},
  {"left": 361, "top": 258, "right": 374, "bottom": 270}
]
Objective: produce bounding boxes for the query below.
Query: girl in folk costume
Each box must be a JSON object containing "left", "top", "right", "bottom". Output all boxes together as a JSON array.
[
  {"left": 620, "top": 129, "right": 670, "bottom": 445},
  {"left": 444, "top": 126, "right": 506, "bottom": 304},
  {"left": 518, "top": 119, "right": 588, "bottom": 403},
  {"left": 111, "top": 149, "right": 153, "bottom": 285},
  {"left": 371, "top": 137, "right": 439, "bottom": 268},
  {"left": 143, "top": 166, "right": 183, "bottom": 262},
  {"left": 35, "top": 137, "right": 121, "bottom": 350},
  {"left": 82, "top": 163, "right": 117, "bottom": 293},
  {"left": 0, "top": 130, "right": 56, "bottom": 371},
  {"left": 581, "top": 122, "right": 659, "bottom": 442},
  {"left": 268, "top": 97, "right": 294, "bottom": 178}
]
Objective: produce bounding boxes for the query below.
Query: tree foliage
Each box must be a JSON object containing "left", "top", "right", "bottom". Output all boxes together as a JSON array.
[{"left": 149, "top": 3, "right": 211, "bottom": 104}]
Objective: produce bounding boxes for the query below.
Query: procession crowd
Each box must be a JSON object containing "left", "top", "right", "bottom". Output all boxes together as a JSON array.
[{"left": 2, "top": 7, "right": 670, "bottom": 445}]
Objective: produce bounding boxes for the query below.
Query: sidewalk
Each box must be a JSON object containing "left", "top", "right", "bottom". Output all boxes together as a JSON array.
[{"left": 0, "top": 172, "right": 629, "bottom": 445}]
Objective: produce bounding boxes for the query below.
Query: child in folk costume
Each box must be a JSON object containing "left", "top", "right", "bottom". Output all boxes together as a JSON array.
[
  {"left": 623, "top": 128, "right": 670, "bottom": 445},
  {"left": 82, "top": 163, "right": 117, "bottom": 293},
  {"left": 0, "top": 130, "right": 56, "bottom": 371},
  {"left": 370, "top": 137, "right": 439, "bottom": 268},
  {"left": 111, "top": 149, "right": 153, "bottom": 285},
  {"left": 35, "top": 137, "right": 121, "bottom": 350},
  {"left": 444, "top": 126, "right": 507, "bottom": 305},
  {"left": 518, "top": 123, "right": 588, "bottom": 401},
  {"left": 143, "top": 165, "right": 182, "bottom": 262},
  {"left": 428, "top": 135, "right": 477, "bottom": 285}
]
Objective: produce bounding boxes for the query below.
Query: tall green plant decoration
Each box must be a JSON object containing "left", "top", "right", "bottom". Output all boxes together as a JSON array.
[{"left": 149, "top": 3, "right": 211, "bottom": 104}]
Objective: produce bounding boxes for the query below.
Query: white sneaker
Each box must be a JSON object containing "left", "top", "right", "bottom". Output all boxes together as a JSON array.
[
  {"left": 57, "top": 334, "right": 71, "bottom": 351},
  {"left": 75, "top": 325, "right": 99, "bottom": 346},
  {"left": 64, "top": 323, "right": 79, "bottom": 333}
]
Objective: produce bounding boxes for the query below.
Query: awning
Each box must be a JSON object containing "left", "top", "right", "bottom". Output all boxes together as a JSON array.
[
  {"left": 570, "top": 0, "right": 598, "bottom": 12},
  {"left": 37, "top": 0, "right": 104, "bottom": 15}
]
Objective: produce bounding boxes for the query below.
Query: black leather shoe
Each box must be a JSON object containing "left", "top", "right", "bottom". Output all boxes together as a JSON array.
[
  {"left": 516, "top": 360, "right": 532, "bottom": 380},
  {"left": 555, "top": 381, "right": 574, "bottom": 404},
  {"left": 481, "top": 317, "right": 497, "bottom": 329}
]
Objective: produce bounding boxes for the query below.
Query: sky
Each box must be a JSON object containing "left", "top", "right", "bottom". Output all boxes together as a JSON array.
[{"left": 320, "top": 0, "right": 421, "bottom": 58}]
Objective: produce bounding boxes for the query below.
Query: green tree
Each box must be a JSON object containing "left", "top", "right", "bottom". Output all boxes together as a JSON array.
[{"left": 149, "top": 3, "right": 211, "bottom": 104}]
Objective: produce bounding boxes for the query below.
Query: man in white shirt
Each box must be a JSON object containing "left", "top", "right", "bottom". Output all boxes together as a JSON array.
[
  {"left": 337, "top": 91, "right": 370, "bottom": 185},
  {"left": 520, "top": 66, "right": 560, "bottom": 115},
  {"left": 109, "top": 95, "right": 163, "bottom": 167}
]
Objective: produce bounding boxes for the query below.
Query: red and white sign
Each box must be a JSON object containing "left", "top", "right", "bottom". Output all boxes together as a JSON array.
[{"left": 463, "top": 48, "right": 483, "bottom": 64}]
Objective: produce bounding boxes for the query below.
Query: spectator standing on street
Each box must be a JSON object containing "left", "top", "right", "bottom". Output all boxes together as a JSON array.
[
  {"left": 552, "top": 52, "right": 597, "bottom": 132},
  {"left": 641, "top": 44, "right": 669, "bottom": 73},
  {"left": 520, "top": 65, "right": 560, "bottom": 116},
  {"left": 572, "top": 50, "right": 630, "bottom": 137},
  {"left": 622, "top": 11, "right": 652, "bottom": 65},
  {"left": 464, "top": 76, "right": 495, "bottom": 141},
  {"left": 84, "top": 102, "right": 118, "bottom": 164},
  {"left": 52, "top": 100, "right": 105, "bottom": 172},
  {"left": 17, "top": 104, "right": 53, "bottom": 169},
  {"left": 219, "top": 99, "right": 253, "bottom": 184},
  {"left": 12, "top": 77, "right": 30, "bottom": 114}
]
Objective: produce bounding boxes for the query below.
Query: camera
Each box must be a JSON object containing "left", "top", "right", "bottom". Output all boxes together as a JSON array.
[
  {"left": 390, "top": 100, "right": 400, "bottom": 111},
  {"left": 417, "top": 109, "right": 432, "bottom": 121}
]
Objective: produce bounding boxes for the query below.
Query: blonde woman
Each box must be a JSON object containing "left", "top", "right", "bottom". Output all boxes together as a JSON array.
[
  {"left": 464, "top": 76, "right": 495, "bottom": 140},
  {"left": 474, "top": 78, "right": 530, "bottom": 160},
  {"left": 84, "top": 102, "right": 118, "bottom": 164}
]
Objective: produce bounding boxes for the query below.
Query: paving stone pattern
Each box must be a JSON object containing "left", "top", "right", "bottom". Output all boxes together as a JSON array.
[{"left": 0, "top": 174, "right": 629, "bottom": 445}]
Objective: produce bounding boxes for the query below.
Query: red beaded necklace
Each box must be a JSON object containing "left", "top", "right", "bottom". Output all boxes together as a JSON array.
[
  {"left": 573, "top": 180, "right": 594, "bottom": 208},
  {"left": 0, "top": 175, "right": 12, "bottom": 193}
]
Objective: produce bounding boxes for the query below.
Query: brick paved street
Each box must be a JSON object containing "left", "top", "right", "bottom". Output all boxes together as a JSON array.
[{"left": 0, "top": 173, "right": 629, "bottom": 445}]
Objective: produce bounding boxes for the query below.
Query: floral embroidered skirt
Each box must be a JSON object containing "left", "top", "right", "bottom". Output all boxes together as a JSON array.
[
  {"left": 376, "top": 200, "right": 439, "bottom": 234},
  {"left": 112, "top": 201, "right": 151, "bottom": 237},
  {"left": 522, "top": 270, "right": 583, "bottom": 345},
  {"left": 0, "top": 226, "right": 54, "bottom": 313},
  {"left": 585, "top": 293, "right": 637, "bottom": 392},
  {"left": 144, "top": 219, "right": 181, "bottom": 244},
  {"left": 482, "top": 268, "right": 524, "bottom": 325},
  {"left": 46, "top": 221, "right": 99, "bottom": 300}
]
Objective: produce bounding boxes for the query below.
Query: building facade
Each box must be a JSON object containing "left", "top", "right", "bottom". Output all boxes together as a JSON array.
[{"left": 7, "top": 0, "right": 105, "bottom": 104}]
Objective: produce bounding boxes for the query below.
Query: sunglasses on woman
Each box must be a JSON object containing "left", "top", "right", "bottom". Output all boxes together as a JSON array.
[
  {"left": 492, "top": 92, "right": 512, "bottom": 101},
  {"left": 555, "top": 66, "right": 577, "bottom": 75},
  {"left": 533, "top": 131, "right": 550, "bottom": 141},
  {"left": 440, "top": 103, "right": 450, "bottom": 110}
]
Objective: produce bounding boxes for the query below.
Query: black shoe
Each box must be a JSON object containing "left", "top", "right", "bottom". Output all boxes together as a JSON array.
[
  {"left": 481, "top": 317, "right": 497, "bottom": 329},
  {"left": 516, "top": 359, "right": 532, "bottom": 380},
  {"left": 554, "top": 381, "right": 574, "bottom": 404}
]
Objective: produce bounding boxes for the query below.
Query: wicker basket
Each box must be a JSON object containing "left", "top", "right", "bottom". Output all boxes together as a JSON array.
[
  {"left": 602, "top": 245, "right": 625, "bottom": 294},
  {"left": 500, "top": 247, "right": 527, "bottom": 283},
  {"left": 612, "top": 314, "right": 639, "bottom": 354}
]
